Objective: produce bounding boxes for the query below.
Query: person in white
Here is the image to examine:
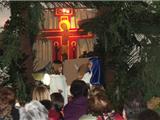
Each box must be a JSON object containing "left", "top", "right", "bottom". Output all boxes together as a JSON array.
[
  {"left": 77, "top": 62, "right": 92, "bottom": 86},
  {"left": 49, "top": 60, "right": 68, "bottom": 105}
]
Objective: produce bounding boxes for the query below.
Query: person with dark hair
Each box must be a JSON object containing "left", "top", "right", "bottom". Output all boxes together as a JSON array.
[
  {"left": 49, "top": 93, "right": 64, "bottom": 120},
  {"left": 70, "top": 80, "right": 89, "bottom": 98},
  {"left": 40, "top": 100, "right": 52, "bottom": 110},
  {"left": 138, "top": 109, "right": 160, "bottom": 120},
  {"left": 49, "top": 60, "right": 68, "bottom": 105},
  {"left": 0, "top": 87, "right": 19, "bottom": 120},
  {"left": 123, "top": 89, "right": 147, "bottom": 120},
  {"left": 63, "top": 80, "right": 89, "bottom": 120}
]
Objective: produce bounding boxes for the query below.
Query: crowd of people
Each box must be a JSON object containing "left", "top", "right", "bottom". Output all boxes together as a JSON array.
[{"left": 0, "top": 59, "right": 160, "bottom": 120}]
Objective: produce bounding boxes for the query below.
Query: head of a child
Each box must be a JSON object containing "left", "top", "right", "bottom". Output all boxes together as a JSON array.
[
  {"left": 50, "top": 92, "right": 64, "bottom": 112},
  {"left": 52, "top": 60, "right": 63, "bottom": 74}
]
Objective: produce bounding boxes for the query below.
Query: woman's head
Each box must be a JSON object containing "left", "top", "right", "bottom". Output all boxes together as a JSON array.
[
  {"left": 52, "top": 60, "right": 63, "bottom": 74},
  {"left": 32, "top": 85, "right": 50, "bottom": 101},
  {"left": 0, "top": 87, "right": 16, "bottom": 105},
  {"left": 88, "top": 93, "right": 111, "bottom": 116},
  {"left": 70, "top": 80, "right": 89, "bottom": 98},
  {"left": 0, "top": 87, "right": 16, "bottom": 117}
]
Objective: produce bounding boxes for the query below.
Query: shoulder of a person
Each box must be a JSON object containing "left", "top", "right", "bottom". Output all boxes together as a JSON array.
[
  {"left": 59, "top": 74, "right": 66, "bottom": 80},
  {"left": 11, "top": 106, "right": 19, "bottom": 114},
  {"left": 49, "top": 108, "right": 60, "bottom": 117},
  {"left": 50, "top": 74, "right": 62, "bottom": 79}
]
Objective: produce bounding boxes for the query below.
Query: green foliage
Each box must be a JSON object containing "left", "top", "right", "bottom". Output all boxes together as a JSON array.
[
  {"left": 140, "top": 35, "right": 160, "bottom": 100},
  {"left": 0, "top": 2, "right": 27, "bottom": 102},
  {"left": 0, "top": 31, "right": 21, "bottom": 66},
  {"left": 27, "top": 2, "right": 44, "bottom": 45},
  {"left": 80, "top": 1, "right": 160, "bottom": 109},
  {"left": 0, "top": 1, "right": 44, "bottom": 102}
]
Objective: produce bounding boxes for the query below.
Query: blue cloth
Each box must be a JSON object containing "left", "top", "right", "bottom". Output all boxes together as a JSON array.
[{"left": 89, "top": 57, "right": 103, "bottom": 85}]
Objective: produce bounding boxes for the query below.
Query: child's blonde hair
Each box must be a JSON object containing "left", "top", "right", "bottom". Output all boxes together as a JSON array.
[{"left": 32, "top": 85, "right": 51, "bottom": 101}]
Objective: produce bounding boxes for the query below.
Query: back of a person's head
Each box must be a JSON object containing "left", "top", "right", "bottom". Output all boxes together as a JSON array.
[
  {"left": 88, "top": 93, "right": 111, "bottom": 116},
  {"left": 40, "top": 100, "right": 52, "bottom": 110},
  {"left": 19, "top": 100, "right": 48, "bottom": 120},
  {"left": 124, "top": 89, "right": 147, "bottom": 120},
  {"left": 70, "top": 80, "right": 88, "bottom": 98},
  {"left": 138, "top": 109, "right": 160, "bottom": 120},
  {"left": 89, "top": 85, "right": 105, "bottom": 97},
  {"left": 32, "top": 85, "right": 51, "bottom": 101},
  {"left": 0, "top": 87, "right": 16, "bottom": 105},
  {"left": 0, "top": 87, "right": 16, "bottom": 118},
  {"left": 50, "top": 92, "right": 64, "bottom": 112}
]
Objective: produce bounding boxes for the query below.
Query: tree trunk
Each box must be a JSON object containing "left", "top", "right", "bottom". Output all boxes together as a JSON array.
[{"left": 10, "top": 2, "right": 35, "bottom": 86}]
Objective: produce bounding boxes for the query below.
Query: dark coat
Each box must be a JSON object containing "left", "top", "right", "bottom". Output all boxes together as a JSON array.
[{"left": 11, "top": 106, "right": 19, "bottom": 120}]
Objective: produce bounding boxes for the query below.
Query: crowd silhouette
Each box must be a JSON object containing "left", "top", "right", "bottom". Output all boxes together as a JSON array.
[{"left": 0, "top": 59, "right": 159, "bottom": 120}]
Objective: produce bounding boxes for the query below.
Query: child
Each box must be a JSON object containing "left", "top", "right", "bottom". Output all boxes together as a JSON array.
[{"left": 49, "top": 93, "right": 64, "bottom": 120}]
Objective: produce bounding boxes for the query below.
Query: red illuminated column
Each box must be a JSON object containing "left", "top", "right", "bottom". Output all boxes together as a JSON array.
[
  {"left": 51, "top": 38, "right": 62, "bottom": 61},
  {"left": 71, "top": 41, "right": 77, "bottom": 59}
]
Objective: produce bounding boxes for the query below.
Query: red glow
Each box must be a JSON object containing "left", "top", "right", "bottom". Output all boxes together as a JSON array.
[{"left": 42, "top": 8, "right": 94, "bottom": 61}]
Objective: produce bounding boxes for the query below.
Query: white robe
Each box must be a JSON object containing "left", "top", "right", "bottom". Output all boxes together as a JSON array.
[
  {"left": 81, "top": 72, "right": 92, "bottom": 86},
  {"left": 49, "top": 74, "right": 68, "bottom": 105}
]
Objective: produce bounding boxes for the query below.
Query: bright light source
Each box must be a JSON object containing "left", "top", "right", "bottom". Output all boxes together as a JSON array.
[{"left": 62, "top": 8, "right": 66, "bottom": 13}]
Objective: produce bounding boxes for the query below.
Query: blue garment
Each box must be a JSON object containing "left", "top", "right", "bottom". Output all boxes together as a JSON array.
[{"left": 89, "top": 57, "right": 103, "bottom": 85}]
